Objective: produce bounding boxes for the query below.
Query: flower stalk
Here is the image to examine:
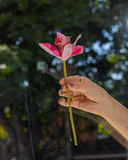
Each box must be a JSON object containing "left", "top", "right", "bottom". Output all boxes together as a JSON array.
[
  {"left": 39, "top": 32, "right": 83, "bottom": 146},
  {"left": 63, "top": 60, "right": 77, "bottom": 146}
]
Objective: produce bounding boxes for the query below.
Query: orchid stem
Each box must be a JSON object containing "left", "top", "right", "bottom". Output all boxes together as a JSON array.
[{"left": 63, "top": 60, "right": 78, "bottom": 146}]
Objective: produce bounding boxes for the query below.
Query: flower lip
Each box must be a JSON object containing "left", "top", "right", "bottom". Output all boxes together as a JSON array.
[
  {"left": 55, "top": 38, "right": 62, "bottom": 45},
  {"left": 55, "top": 36, "right": 71, "bottom": 57},
  {"left": 55, "top": 36, "right": 70, "bottom": 46}
]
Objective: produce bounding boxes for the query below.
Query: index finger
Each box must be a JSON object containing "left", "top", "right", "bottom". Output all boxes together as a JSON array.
[{"left": 59, "top": 75, "right": 84, "bottom": 85}]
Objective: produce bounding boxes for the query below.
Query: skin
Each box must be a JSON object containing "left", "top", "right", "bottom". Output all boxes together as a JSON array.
[{"left": 58, "top": 75, "right": 128, "bottom": 140}]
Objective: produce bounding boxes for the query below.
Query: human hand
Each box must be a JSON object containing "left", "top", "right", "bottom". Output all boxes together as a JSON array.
[
  {"left": 58, "top": 75, "right": 111, "bottom": 116},
  {"left": 59, "top": 75, "right": 128, "bottom": 140}
]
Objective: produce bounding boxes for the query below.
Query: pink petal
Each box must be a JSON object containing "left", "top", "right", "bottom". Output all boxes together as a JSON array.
[
  {"left": 57, "top": 32, "right": 66, "bottom": 38},
  {"left": 74, "top": 34, "right": 82, "bottom": 45},
  {"left": 61, "top": 44, "right": 75, "bottom": 61},
  {"left": 70, "top": 45, "right": 83, "bottom": 57},
  {"left": 38, "top": 43, "right": 60, "bottom": 57}
]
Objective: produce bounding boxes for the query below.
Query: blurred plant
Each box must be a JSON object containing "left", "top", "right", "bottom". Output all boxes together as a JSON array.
[{"left": 0, "top": 125, "right": 8, "bottom": 140}]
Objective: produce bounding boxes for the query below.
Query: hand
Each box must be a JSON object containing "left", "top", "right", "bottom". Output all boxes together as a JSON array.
[
  {"left": 59, "top": 75, "right": 128, "bottom": 140},
  {"left": 58, "top": 75, "right": 110, "bottom": 116}
]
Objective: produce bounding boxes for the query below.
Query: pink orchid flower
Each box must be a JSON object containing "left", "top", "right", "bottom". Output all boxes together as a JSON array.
[{"left": 38, "top": 32, "right": 83, "bottom": 61}]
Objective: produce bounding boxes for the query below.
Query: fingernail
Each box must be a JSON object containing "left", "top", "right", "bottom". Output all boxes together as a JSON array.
[
  {"left": 67, "top": 81, "right": 74, "bottom": 87},
  {"left": 61, "top": 90, "right": 64, "bottom": 94}
]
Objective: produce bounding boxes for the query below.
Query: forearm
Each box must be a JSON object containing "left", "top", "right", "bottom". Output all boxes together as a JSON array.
[{"left": 102, "top": 95, "right": 128, "bottom": 140}]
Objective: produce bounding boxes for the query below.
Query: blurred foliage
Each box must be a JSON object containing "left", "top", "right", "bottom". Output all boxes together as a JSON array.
[
  {"left": 0, "top": 125, "right": 8, "bottom": 140},
  {"left": 98, "top": 123, "right": 111, "bottom": 135},
  {"left": 0, "top": 0, "right": 128, "bottom": 159}
]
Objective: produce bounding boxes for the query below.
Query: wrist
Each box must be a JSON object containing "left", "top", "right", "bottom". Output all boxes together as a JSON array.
[{"left": 100, "top": 93, "right": 115, "bottom": 118}]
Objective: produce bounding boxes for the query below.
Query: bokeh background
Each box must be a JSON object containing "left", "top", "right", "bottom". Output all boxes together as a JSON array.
[{"left": 0, "top": 0, "right": 128, "bottom": 159}]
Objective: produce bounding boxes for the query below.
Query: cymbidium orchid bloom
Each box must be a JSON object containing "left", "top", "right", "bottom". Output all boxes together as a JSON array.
[
  {"left": 38, "top": 32, "right": 83, "bottom": 61},
  {"left": 39, "top": 32, "right": 84, "bottom": 146}
]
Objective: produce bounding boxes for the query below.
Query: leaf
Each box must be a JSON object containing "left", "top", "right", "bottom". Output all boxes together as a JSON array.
[{"left": 44, "top": 63, "right": 76, "bottom": 79}]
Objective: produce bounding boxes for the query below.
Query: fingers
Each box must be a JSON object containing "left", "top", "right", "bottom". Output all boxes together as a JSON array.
[
  {"left": 58, "top": 89, "right": 73, "bottom": 98},
  {"left": 59, "top": 97, "right": 102, "bottom": 115},
  {"left": 59, "top": 98, "right": 70, "bottom": 107},
  {"left": 61, "top": 79, "right": 92, "bottom": 95},
  {"left": 59, "top": 75, "right": 84, "bottom": 85},
  {"left": 60, "top": 75, "right": 94, "bottom": 94},
  {"left": 58, "top": 75, "right": 103, "bottom": 116}
]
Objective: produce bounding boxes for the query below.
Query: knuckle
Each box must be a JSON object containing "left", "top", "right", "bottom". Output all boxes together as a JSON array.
[
  {"left": 76, "top": 75, "right": 80, "bottom": 81},
  {"left": 82, "top": 77, "right": 87, "bottom": 84},
  {"left": 76, "top": 74, "right": 79, "bottom": 78}
]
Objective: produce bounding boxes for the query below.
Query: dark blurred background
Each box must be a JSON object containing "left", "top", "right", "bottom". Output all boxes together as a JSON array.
[{"left": 0, "top": 0, "right": 128, "bottom": 160}]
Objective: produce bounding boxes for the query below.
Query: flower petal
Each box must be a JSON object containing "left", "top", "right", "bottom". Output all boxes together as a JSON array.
[
  {"left": 70, "top": 45, "right": 83, "bottom": 57},
  {"left": 74, "top": 34, "right": 82, "bottom": 45},
  {"left": 61, "top": 44, "right": 75, "bottom": 61},
  {"left": 38, "top": 43, "right": 60, "bottom": 57},
  {"left": 57, "top": 32, "right": 66, "bottom": 38}
]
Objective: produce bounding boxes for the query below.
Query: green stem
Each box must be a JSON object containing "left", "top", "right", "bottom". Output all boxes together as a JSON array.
[{"left": 63, "top": 60, "right": 77, "bottom": 146}]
